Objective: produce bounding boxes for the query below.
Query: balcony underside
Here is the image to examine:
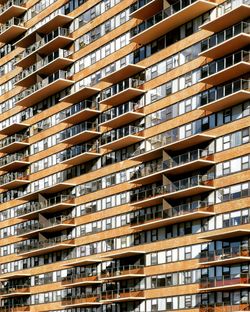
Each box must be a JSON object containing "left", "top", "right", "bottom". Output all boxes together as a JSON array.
[
  {"left": 100, "top": 88, "right": 146, "bottom": 106},
  {"left": 101, "top": 274, "right": 146, "bottom": 281},
  {"left": 0, "top": 273, "right": 30, "bottom": 281},
  {"left": 200, "top": 33, "right": 250, "bottom": 59},
  {"left": 130, "top": 0, "right": 217, "bottom": 44},
  {"left": 131, "top": 210, "right": 215, "bottom": 231},
  {"left": 201, "top": 256, "right": 250, "bottom": 266},
  {"left": 0, "top": 292, "right": 31, "bottom": 298},
  {"left": 199, "top": 229, "right": 250, "bottom": 240},
  {"left": 16, "top": 79, "right": 74, "bottom": 107},
  {"left": 62, "top": 279, "right": 102, "bottom": 288},
  {"left": 61, "top": 131, "right": 101, "bottom": 145},
  {"left": 16, "top": 14, "right": 73, "bottom": 48},
  {"left": 15, "top": 36, "right": 74, "bottom": 68},
  {"left": 0, "top": 25, "right": 27, "bottom": 43},
  {"left": 62, "top": 301, "right": 102, "bottom": 308},
  {"left": 101, "top": 295, "right": 145, "bottom": 303},
  {"left": 200, "top": 62, "right": 250, "bottom": 85},
  {"left": 60, "top": 87, "right": 100, "bottom": 103},
  {"left": 61, "top": 152, "right": 101, "bottom": 166},
  {"left": 100, "top": 135, "right": 143, "bottom": 151},
  {"left": 0, "top": 123, "right": 29, "bottom": 135},
  {"left": 100, "top": 111, "right": 145, "bottom": 129},
  {"left": 130, "top": 0, "right": 163, "bottom": 19},
  {"left": 62, "top": 258, "right": 105, "bottom": 267},
  {"left": 19, "top": 241, "right": 75, "bottom": 257},
  {"left": 16, "top": 57, "right": 74, "bottom": 87},
  {"left": 101, "top": 65, "right": 145, "bottom": 84},
  {"left": 101, "top": 250, "right": 145, "bottom": 260},
  {"left": 199, "top": 90, "right": 250, "bottom": 112},
  {"left": 0, "top": 5, "right": 27, "bottom": 24},
  {"left": 62, "top": 109, "right": 101, "bottom": 124},
  {"left": 0, "top": 160, "right": 30, "bottom": 172},
  {"left": 0, "top": 142, "right": 29, "bottom": 154},
  {"left": 200, "top": 283, "right": 250, "bottom": 292},
  {"left": 0, "top": 179, "right": 30, "bottom": 190},
  {"left": 200, "top": 4, "right": 250, "bottom": 32}
]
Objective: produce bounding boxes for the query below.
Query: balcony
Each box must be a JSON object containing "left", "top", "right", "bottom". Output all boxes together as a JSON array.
[
  {"left": 16, "top": 14, "right": 73, "bottom": 48},
  {"left": 101, "top": 250, "right": 145, "bottom": 260},
  {"left": 0, "top": 17, "right": 26, "bottom": 43},
  {"left": 60, "top": 100, "right": 100, "bottom": 124},
  {"left": 15, "top": 49, "right": 73, "bottom": 87},
  {"left": 101, "top": 64, "right": 145, "bottom": 84},
  {"left": 60, "top": 122, "right": 100, "bottom": 145},
  {"left": 101, "top": 288, "right": 145, "bottom": 303},
  {"left": 100, "top": 101, "right": 145, "bottom": 128},
  {"left": 0, "top": 307, "right": 30, "bottom": 312},
  {"left": 199, "top": 79, "right": 250, "bottom": 112},
  {"left": 62, "top": 258, "right": 105, "bottom": 268},
  {"left": 130, "top": 0, "right": 163, "bottom": 19},
  {"left": 0, "top": 0, "right": 27, "bottom": 24},
  {"left": 200, "top": 274, "right": 250, "bottom": 291},
  {"left": 17, "top": 195, "right": 75, "bottom": 220},
  {"left": 0, "top": 172, "right": 29, "bottom": 189},
  {"left": 15, "top": 27, "right": 73, "bottom": 68},
  {"left": 200, "top": 303, "right": 250, "bottom": 312},
  {"left": 130, "top": 149, "right": 214, "bottom": 185},
  {"left": 0, "top": 123, "right": 29, "bottom": 136},
  {"left": 200, "top": 247, "right": 250, "bottom": 266},
  {"left": 130, "top": 201, "right": 214, "bottom": 230},
  {"left": 15, "top": 70, "right": 74, "bottom": 107},
  {"left": 201, "top": 0, "right": 250, "bottom": 32},
  {"left": 199, "top": 228, "right": 250, "bottom": 241},
  {"left": 17, "top": 238, "right": 75, "bottom": 257},
  {"left": 131, "top": 176, "right": 214, "bottom": 207},
  {"left": 60, "top": 85, "right": 100, "bottom": 104},
  {"left": 100, "top": 125, "right": 144, "bottom": 151},
  {"left": 200, "top": 51, "right": 250, "bottom": 85},
  {"left": 200, "top": 22, "right": 250, "bottom": 59},
  {"left": 17, "top": 216, "right": 75, "bottom": 237},
  {"left": 0, "top": 134, "right": 29, "bottom": 154},
  {"left": 61, "top": 274, "right": 101, "bottom": 287},
  {"left": 61, "top": 294, "right": 101, "bottom": 308},
  {"left": 0, "top": 286, "right": 30, "bottom": 298},
  {"left": 0, "top": 273, "right": 30, "bottom": 282},
  {"left": 0, "top": 153, "right": 29, "bottom": 171},
  {"left": 100, "top": 265, "right": 145, "bottom": 281},
  {"left": 130, "top": 0, "right": 216, "bottom": 44},
  {"left": 100, "top": 78, "right": 145, "bottom": 106},
  {"left": 60, "top": 143, "right": 101, "bottom": 166}
]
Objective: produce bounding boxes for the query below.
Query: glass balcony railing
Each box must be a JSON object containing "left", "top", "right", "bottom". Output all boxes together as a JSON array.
[
  {"left": 101, "top": 288, "right": 145, "bottom": 301},
  {"left": 101, "top": 265, "right": 144, "bottom": 279},
  {"left": 130, "top": 0, "right": 155, "bottom": 14},
  {"left": 15, "top": 27, "right": 70, "bottom": 64},
  {"left": 101, "top": 78, "right": 144, "bottom": 101},
  {"left": 15, "top": 49, "right": 71, "bottom": 84},
  {"left": 131, "top": 0, "right": 198, "bottom": 37},
  {"left": 200, "top": 246, "right": 250, "bottom": 263},
  {"left": 0, "top": 152, "right": 28, "bottom": 168},
  {"left": 15, "top": 70, "right": 70, "bottom": 103},
  {"left": 0, "top": 171, "right": 28, "bottom": 186},
  {"left": 0, "top": 16, "right": 24, "bottom": 32},
  {"left": 62, "top": 293, "right": 100, "bottom": 306},
  {"left": 60, "top": 121, "right": 98, "bottom": 142},
  {"left": 201, "top": 50, "right": 250, "bottom": 80},
  {"left": 0, "top": 285, "right": 30, "bottom": 296},
  {"left": 130, "top": 149, "right": 212, "bottom": 180},
  {"left": 101, "top": 101, "right": 144, "bottom": 124},
  {"left": 60, "top": 143, "right": 98, "bottom": 162},
  {"left": 61, "top": 271, "right": 99, "bottom": 285},
  {"left": 60, "top": 100, "right": 99, "bottom": 121},
  {"left": 0, "top": 134, "right": 28, "bottom": 149},
  {"left": 201, "top": 22, "right": 250, "bottom": 53},
  {"left": 130, "top": 175, "right": 213, "bottom": 202},
  {"left": 0, "top": 0, "right": 25, "bottom": 14},
  {"left": 200, "top": 273, "right": 250, "bottom": 289},
  {"left": 101, "top": 125, "right": 143, "bottom": 146}
]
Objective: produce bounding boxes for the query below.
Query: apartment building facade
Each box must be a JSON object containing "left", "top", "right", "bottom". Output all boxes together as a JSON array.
[{"left": 0, "top": 0, "right": 249, "bottom": 311}]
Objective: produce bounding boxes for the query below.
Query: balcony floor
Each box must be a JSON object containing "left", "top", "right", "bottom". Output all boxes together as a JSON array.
[
  {"left": 0, "top": 142, "right": 30, "bottom": 154},
  {"left": 130, "top": 0, "right": 217, "bottom": 44},
  {"left": 61, "top": 130, "right": 101, "bottom": 145},
  {"left": 62, "top": 258, "right": 105, "bottom": 267},
  {"left": 0, "top": 179, "right": 30, "bottom": 190},
  {"left": 100, "top": 88, "right": 146, "bottom": 106},
  {"left": 100, "top": 135, "right": 143, "bottom": 151},
  {"left": 101, "top": 274, "right": 146, "bottom": 281},
  {"left": 101, "top": 64, "right": 145, "bottom": 84},
  {"left": 200, "top": 283, "right": 250, "bottom": 292},
  {"left": 199, "top": 229, "right": 250, "bottom": 240},
  {"left": 0, "top": 25, "right": 27, "bottom": 43},
  {"left": 60, "top": 87, "right": 100, "bottom": 103},
  {"left": 130, "top": 0, "right": 163, "bottom": 19},
  {"left": 62, "top": 109, "right": 101, "bottom": 124},
  {"left": 200, "top": 256, "right": 250, "bottom": 266},
  {"left": 0, "top": 123, "right": 29, "bottom": 136},
  {"left": 61, "top": 152, "right": 101, "bottom": 166},
  {"left": 0, "top": 160, "right": 30, "bottom": 172},
  {"left": 100, "top": 111, "right": 145, "bottom": 129},
  {"left": 0, "top": 5, "right": 27, "bottom": 24}
]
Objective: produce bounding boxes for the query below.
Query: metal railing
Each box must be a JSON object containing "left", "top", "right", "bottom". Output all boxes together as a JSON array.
[
  {"left": 0, "top": 0, "right": 25, "bottom": 14},
  {"left": 101, "top": 288, "right": 144, "bottom": 300},
  {"left": 60, "top": 143, "right": 98, "bottom": 162},
  {"left": 199, "top": 303, "right": 250, "bottom": 312},
  {"left": 200, "top": 246, "right": 250, "bottom": 263},
  {"left": 201, "top": 50, "right": 250, "bottom": 79},
  {"left": 130, "top": 0, "right": 155, "bottom": 13},
  {"left": 101, "top": 265, "right": 144, "bottom": 279},
  {"left": 101, "top": 78, "right": 144, "bottom": 101},
  {"left": 61, "top": 293, "right": 100, "bottom": 305},
  {"left": 60, "top": 100, "right": 99, "bottom": 121},
  {"left": 61, "top": 272, "right": 99, "bottom": 285},
  {"left": 0, "top": 17, "right": 24, "bottom": 33},
  {"left": 0, "top": 285, "right": 30, "bottom": 295},
  {"left": 101, "top": 125, "right": 143, "bottom": 146},
  {"left": 0, "top": 152, "right": 28, "bottom": 168},
  {"left": 201, "top": 22, "right": 250, "bottom": 52},
  {"left": 60, "top": 121, "right": 98, "bottom": 142},
  {"left": 0, "top": 134, "right": 28, "bottom": 149},
  {"left": 200, "top": 273, "right": 250, "bottom": 288},
  {"left": 0, "top": 171, "right": 29, "bottom": 186}
]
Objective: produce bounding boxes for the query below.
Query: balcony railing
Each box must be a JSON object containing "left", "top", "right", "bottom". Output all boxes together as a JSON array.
[
  {"left": 60, "top": 121, "right": 98, "bottom": 142},
  {"left": 0, "top": 307, "right": 30, "bottom": 312},
  {"left": 15, "top": 70, "right": 70, "bottom": 103},
  {"left": 0, "top": 171, "right": 28, "bottom": 186},
  {"left": 101, "top": 265, "right": 144, "bottom": 279},
  {"left": 201, "top": 50, "right": 250, "bottom": 80},
  {"left": 0, "top": 16, "right": 24, "bottom": 32},
  {"left": 201, "top": 22, "right": 250, "bottom": 53},
  {"left": 0, "top": 134, "right": 28, "bottom": 149},
  {"left": 200, "top": 273, "right": 250, "bottom": 289},
  {"left": 130, "top": 175, "right": 213, "bottom": 203},
  {"left": 60, "top": 100, "right": 99, "bottom": 121},
  {"left": 101, "top": 78, "right": 144, "bottom": 101},
  {"left": 0, "top": 152, "right": 28, "bottom": 168},
  {"left": 200, "top": 246, "right": 250, "bottom": 263},
  {"left": 15, "top": 49, "right": 71, "bottom": 84},
  {"left": 61, "top": 272, "right": 99, "bottom": 285},
  {"left": 0, "top": 285, "right": 30, "bottom": 296},
  {"left": 15, "top": 27, "right": 70, "bottom": 64},
  {"left": 101, "top": 288, "right": 145, "bottom": 301},
  {"left": 101, "top": 125, "right": 143, "bottom": 146},
  {"left": 61, "top": 293, "right": 101, "bottom": 306},
  {"left": 0, "top": 0, "right": 25, "bottom": 14},
  {"left": 130, "top": 0, "right": 155, "bottom": 13},
  {"left": 60, "top": 143, "right": 98, "bottom": 162},
  {"left": 200, "top": 303, "right": 250, "bottom": 312}
]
